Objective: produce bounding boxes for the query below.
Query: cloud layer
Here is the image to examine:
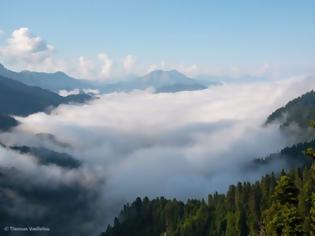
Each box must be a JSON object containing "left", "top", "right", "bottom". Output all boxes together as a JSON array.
[
  {"left": 0, "top": 143, "right": 105, "bottom": 235},
  {"left": 0, "top": 75, "right": 314, "bottom": 234},
  {"left": 1, "top": 76, "right": 314, "bottom": 219}
]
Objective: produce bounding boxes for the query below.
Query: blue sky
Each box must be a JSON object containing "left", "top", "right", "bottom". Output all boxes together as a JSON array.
[{"left": 0, "top": 0, "right": 314, "bottom": 79}]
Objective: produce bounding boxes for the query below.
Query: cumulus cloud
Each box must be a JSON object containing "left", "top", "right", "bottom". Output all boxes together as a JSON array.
[
  {"left": 8, "top": 27, "right": 53, "bottom": 53},
  {"left": 146, "top": 60, "right": 167, "bottom": 73},
  {"left": 74, "top": 54, "right": 115, "bottom": 81},
  {"left": 78, "top": 56, "right": 95, "bottom": 77},
  {"left": 178, "top": 64, "right": 199, "bottom": 76},
  {"left": 123, "top": 54, "right": 136, "bottom": 73},
  {"left": 98, "top": 53, "right": 113, "bottom": 79},
  {"left": 0, "top": 28, "right": 53, "bottom": 65},
  {"left": 0, "top": 27, "right": 68, "bottom": 73},
  {"left": 0, "top": 28, "right": 114, "bottom": 80}
]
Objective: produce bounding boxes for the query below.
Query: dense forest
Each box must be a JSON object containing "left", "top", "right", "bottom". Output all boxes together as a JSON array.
[
  {"left": 266, "top": 90, "right": 315, "bottom": 131},
  {"left": 101, "top": 164, "right": 315, "bottom": 236}
]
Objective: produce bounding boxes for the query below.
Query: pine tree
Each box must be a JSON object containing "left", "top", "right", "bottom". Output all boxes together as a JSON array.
[
  {"left": 304, "top": 121, "right": 315, "bottom": 236},
  {"left": 310, "top": 193, "right": 315, "bottom": 236},
  {"left": 263, "top": 175, "right": 303, "bottom": 235}
]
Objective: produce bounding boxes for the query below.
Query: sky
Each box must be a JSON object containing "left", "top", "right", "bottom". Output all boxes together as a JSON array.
[{"left": 0, "top": 0, "right": 315, "bottom": 79}]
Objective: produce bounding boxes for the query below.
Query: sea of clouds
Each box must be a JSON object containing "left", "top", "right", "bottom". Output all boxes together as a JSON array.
[{"left": 0, "top": 75, "right": 315, "bottom": 235}]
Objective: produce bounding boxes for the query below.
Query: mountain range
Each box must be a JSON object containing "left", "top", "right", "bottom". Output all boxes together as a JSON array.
[
  {"left": 0, "top": 64, "right": 91, "bottom": 92},
  {"left": 0, "top": 63, "right": 212, "bottom": 133},
  {"left": 0, "top": 74, "right": 91, "bottom": 117},
  {"left": 0, "top": 64, "right": 215, "bottom": 93},
  {"left": 0, "top": 74, "right": 91, "bottom": 131}
]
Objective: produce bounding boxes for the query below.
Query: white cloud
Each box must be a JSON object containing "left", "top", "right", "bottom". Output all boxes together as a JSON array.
[
  {"left": 83, "top": 88, "right": 100, "bottom": 95},
  {"left": 0, "top": 27, "right": 68, "bottom": 73},
  {"left": 0, "top": 28, "right": 114, "bottom": 80},
  {"left": 78, "top": 56, "right": 95, "bottom": 77},
  {"left": 123, "top": 54, "right": 136, "bottom": 73},
  {"left": 98, "top": 53, "right": 113, "bottom": 79},
  {"left": 0, "top": 28, "right": 116, "bottom": 80},
  {"left": 178, "top": 64, "right": 199, "bottom": 77},
  {"left": 0, "top": 29, "right": 4, "bottom": 35},
  {"left": 58, "top": 88, "right": 100, "bottom": 97},
  {"left": 255, "top": 63, "right": 272, "bottom": 76},
  {"left": 2, "top": 76, "right": 313, "bottom": 213},
  {"left": 0, "top": 27, "right": 53, "bottom": 62},
  {"left": 146, "top": 60, "right": 167, "bottom": 73},
  {"left": 58, "top": 88, "right": 80, "bottom": 97},
  {"left": 9, "top": 27, "right": 53, "bottom": 53},
  {"left": 0, "top": 143, "right": 105, "bottom": 235}
]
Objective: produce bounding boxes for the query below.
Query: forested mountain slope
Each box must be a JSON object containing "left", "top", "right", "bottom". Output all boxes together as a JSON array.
[
  {"left": 0, "top": 75, "right": 91, "bottom": 117},
  {"left": 101, "top": 120, "right": 315, "bottom": 236},
  {"left": 250, "top": 140, "right": 314, "bottom": 170},
  {"left": 266, "top": 90, "right": 315, "bottom": 129},
  {"left": 101, "top": 163, "right": 315, "bottom": 236}
]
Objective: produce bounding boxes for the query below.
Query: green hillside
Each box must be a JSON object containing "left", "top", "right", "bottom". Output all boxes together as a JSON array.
[
  {"left": 266, "top": 90, "right": 315, "bottom": 129},
  {"left": 101, "top": 164, "right": 315, "bottom": 236},
  {"left": 0, "top": 75, "right": 91, "bottom": 117}
]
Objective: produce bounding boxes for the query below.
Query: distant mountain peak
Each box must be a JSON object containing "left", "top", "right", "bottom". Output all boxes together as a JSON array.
[
  {"left": 139, "top": 69, "right": 206, "bottom": 93},
  {"left": 146, "top": 69, "right": 184, "bottom": 76},
  {"left": 54, "top": 71, "right": 67, "bottom": 76},
  {"left": 144, "top": 69, "right": 191, "bottom": 80}
]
